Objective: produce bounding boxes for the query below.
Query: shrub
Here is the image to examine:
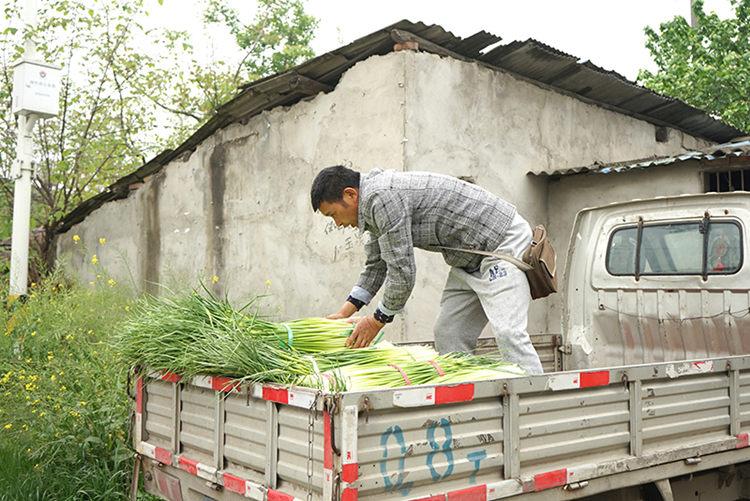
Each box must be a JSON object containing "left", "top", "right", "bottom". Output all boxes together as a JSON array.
[{"left": 0, "top": 272, "right": 138, "bottom": 500}]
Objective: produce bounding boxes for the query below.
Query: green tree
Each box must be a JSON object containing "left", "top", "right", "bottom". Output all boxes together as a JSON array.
[
  {"left": 0, "top": 0, "right": 317, "bottom": 281},
  {"left": 205, "top": 0, "right": 317, "bottom": 80},
  {"left": 145, "top": 0, "right": 318, "bottom": 145},
  {"left": 638, "top": 0, "right": 750, "bottom": 133},
  {"left": 0, "top": 0, "right": 184, "bottom": 275}
]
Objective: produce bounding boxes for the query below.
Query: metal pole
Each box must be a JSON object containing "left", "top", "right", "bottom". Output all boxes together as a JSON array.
[
  {"left": 8, "top": 0, "right": 39, "bottom": 299},
  {"left": 9, "top": 113, "right": 39, "bottom": 298}
]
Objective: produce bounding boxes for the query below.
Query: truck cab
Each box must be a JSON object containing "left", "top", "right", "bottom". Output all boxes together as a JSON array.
[{"left": 564, "top": 192, "right": 750, "bottom": 369}]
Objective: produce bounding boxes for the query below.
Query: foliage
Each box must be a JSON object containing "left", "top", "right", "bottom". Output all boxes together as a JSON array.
[
  {"left": 150, "top": 0, "right": 319, "bottom": 143},
  {"left": 638, "top": 0, "right": 750, "bottom": 132},
  {"left": 0, "top": 0, "right": 189, "bottom": 271},
  {"left": 0, "top": 271, "right": 136, "bottom": 499},
  {"left": 204, "top": 0, "right": 318, "bottom": 80},
  {"left": 0, "top": 0, "right": 318, "bottom": 279}
]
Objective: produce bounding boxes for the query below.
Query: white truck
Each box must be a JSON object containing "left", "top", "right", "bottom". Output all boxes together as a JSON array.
[{"left": 132, "top": 193, "right": 750, "bottom": 501}]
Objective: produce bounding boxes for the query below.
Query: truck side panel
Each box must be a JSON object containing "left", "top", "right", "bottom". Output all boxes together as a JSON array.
[{"left": 134, "top": 356, "right": 750, "bottom": 500}]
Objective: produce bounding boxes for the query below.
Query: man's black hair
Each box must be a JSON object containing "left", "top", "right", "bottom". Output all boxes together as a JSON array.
[{"left": 310, "top": 165, "right": 361, "bottom": 211}]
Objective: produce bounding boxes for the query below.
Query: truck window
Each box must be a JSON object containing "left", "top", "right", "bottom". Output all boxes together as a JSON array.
[{"left": 606, "top": 220, "right": 742, "bottom": 276}]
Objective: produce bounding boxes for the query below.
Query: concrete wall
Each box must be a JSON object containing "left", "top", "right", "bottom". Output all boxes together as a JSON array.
[
  {"left": 57, "top": 52, "right": 409, "bottom": 333},
  {"left": 58, "top": 50, "right": 713, "bottom": 344}
]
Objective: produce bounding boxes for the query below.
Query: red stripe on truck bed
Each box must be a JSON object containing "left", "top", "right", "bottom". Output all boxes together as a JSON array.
[
  {"left": 534, "top": 468, "right": 567, "bottom": 490},
  {"left": 154, "top": 447, "right": 172, "bottom": 465},
  {"left": 177, "top": 456, "right": 198, "bottom": 476},
  {"left": 161, "top": 372, "right": 182, "bottom": 383},
  {"left": 211, "top": 376, "right": 239, "bottom": 392},
  {"left": 447, "top": 485, "right": 486, "bottom": 501},
  {"left": 341, "top": 463, "right": 359, "bottom": 483},
  {"left": 737, "top": 433, "right": 749, "bottom": 449},
  {"left": 267, "top": 489, "right": 295, "bottom": 501},
  {"left": 435, "top": 384, "right": 474, "bottom": 405},
  {"left": 323, "top": 410, "right": 333, "bottom": 469},
  {"left": 222, "top": 473, "right": 246, "bottom": 494},
  {"left": 579, "top": 371, "right": 610, "bottom": 388},
  {"left": 341, "top": 487, "right": 358, "bottom": 501},
  {"left": 136, "top": 377, "right": 144, "bottom": 414},
  {"left": 263, "top": 386, "right": 289, "bottom": 404}
]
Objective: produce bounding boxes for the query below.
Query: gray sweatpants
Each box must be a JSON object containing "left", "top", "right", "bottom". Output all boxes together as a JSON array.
[{"left": 433, "top": 257, "right": 544, "bottom": 375}]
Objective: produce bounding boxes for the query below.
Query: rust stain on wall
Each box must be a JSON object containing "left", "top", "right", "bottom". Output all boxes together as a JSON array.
[
  {"left": 142, "top": 172, "right": 164, "bottom": 294},
  {"left": 206, "top": 144, "right": 227, "bottom": 295}
]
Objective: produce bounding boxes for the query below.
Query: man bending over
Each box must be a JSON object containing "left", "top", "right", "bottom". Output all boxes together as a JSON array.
[{"left": 311, "top": 165, "right": 542, "bottom": 374}]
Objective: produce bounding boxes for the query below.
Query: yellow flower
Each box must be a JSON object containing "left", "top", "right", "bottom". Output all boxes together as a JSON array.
[
  {"left": 22, "top": 424, "right": 28, "bottom": 431},
  {"left": 72, "top": 234, "right": 80, "bottom": 243},
  {"left": 91, "top": 254, "right": 98, "bottom": 265},
  {"left": 30, "top": 331, "right": 36, "bottom": 337},
  {"left": 50, "top": 374, "right": 56, "bottom": 382},
  {"left": 211, "top": 275, "right": 219, "bottom": 284},
  {"left": 30, "top": 282, "right": 36, "bottom": 288},
  {"left": 38, "top": 412, "right": 45, "bottom": 417},
  {"left": 265, "top": 279, "right": 272, "bottom": 287},
  {"left": 107, "top": 278, "right": 116, "bottom": 287},
  {"left": 89, "top": 281, "right": 95, "bottom": 286},
  {"left": 98, "top": 237, "right": 106, "bottom": 245},
  {"left": 3, "top": 423, "right": 11, "bottom": 430},
  {"left": 79, "top": 401, "right": 87, "bottom": 406}
]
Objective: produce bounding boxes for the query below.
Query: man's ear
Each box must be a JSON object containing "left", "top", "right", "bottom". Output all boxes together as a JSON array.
[{"left": 343, "top": 187, "right": 358, "bottom": 203}]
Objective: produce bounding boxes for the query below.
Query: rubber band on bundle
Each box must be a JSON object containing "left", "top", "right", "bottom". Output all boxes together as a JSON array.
[
  {"left": 389, "top": 364, "right": 412, "bottom": 385},
  {"left": 282, "top": 323, "right": 293, "bottom": 347},
  {"left": 428, "top": 359, "right": 446, "bottom": 377}
]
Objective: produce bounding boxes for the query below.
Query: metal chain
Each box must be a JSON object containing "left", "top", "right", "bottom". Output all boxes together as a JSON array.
[{"left": 306, "top": 393, "right": 320, "bottom": 501}]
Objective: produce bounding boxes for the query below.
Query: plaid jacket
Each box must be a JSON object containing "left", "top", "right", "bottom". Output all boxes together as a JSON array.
[{"left": 350, "top": 169, "right": 517, "bottom": 315}]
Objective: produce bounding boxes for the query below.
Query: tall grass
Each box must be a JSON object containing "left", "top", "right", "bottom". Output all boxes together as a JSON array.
[{"left": 0, "top": 272, "right": 148, "bottom": 500}]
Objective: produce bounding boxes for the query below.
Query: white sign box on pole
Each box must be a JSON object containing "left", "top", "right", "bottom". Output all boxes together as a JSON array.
[{"left": 12, "top": 60, "right": 61, "bottom": 118}]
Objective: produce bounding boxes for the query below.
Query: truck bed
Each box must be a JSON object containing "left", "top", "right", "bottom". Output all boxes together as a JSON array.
[{"left": 133, "top": 354, "right": 750, "bottom": 500}]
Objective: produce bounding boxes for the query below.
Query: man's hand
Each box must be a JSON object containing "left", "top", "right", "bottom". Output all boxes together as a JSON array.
[
  {"left": 326, "top": 301, "right": 358, "bottom": 320},
  {"left": 346, "top": 315, "right": 385, "bottom": 349}
]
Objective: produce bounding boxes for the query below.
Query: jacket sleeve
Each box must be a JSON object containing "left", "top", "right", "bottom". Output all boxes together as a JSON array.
[
  {"left": 370, "top": 193, "right": 416, "bottom": 315},
  {"left": 350, "top": 232, "right": 387, "bottom": 304}
]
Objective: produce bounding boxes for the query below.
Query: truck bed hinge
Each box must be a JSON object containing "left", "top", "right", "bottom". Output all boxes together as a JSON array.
[{"left": 564, "top": 481, "right": 589, "bottom": 491}]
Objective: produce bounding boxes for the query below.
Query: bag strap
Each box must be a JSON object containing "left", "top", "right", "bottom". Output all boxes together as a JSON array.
[{"left": 436, "top": 246, "right": 533, "bottom": 272}]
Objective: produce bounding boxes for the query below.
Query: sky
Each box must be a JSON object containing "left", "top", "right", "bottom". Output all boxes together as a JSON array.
[{"left": 151, "top": 0, "right": 736, "bottom": 82}]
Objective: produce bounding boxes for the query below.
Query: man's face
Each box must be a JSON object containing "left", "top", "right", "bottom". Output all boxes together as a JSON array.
[{"left": 319, "top": 188, "right": 359, "bottom": 228}]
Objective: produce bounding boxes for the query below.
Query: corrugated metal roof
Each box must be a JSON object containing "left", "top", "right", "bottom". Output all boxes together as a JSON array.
[
  {"left": 56, "top": 20, "right": 746, "bottom": 233},
  {"left": 531, "top": 139, "right": 750, "bottom": 177}
]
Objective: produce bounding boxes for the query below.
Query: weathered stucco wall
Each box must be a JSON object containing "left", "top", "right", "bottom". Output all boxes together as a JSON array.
[
  {"left": 57, "top": 49, "right": 714, "bottom": 345},
  {"left": 57, "top": 52, "right": 410, "bottom": 334}
]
